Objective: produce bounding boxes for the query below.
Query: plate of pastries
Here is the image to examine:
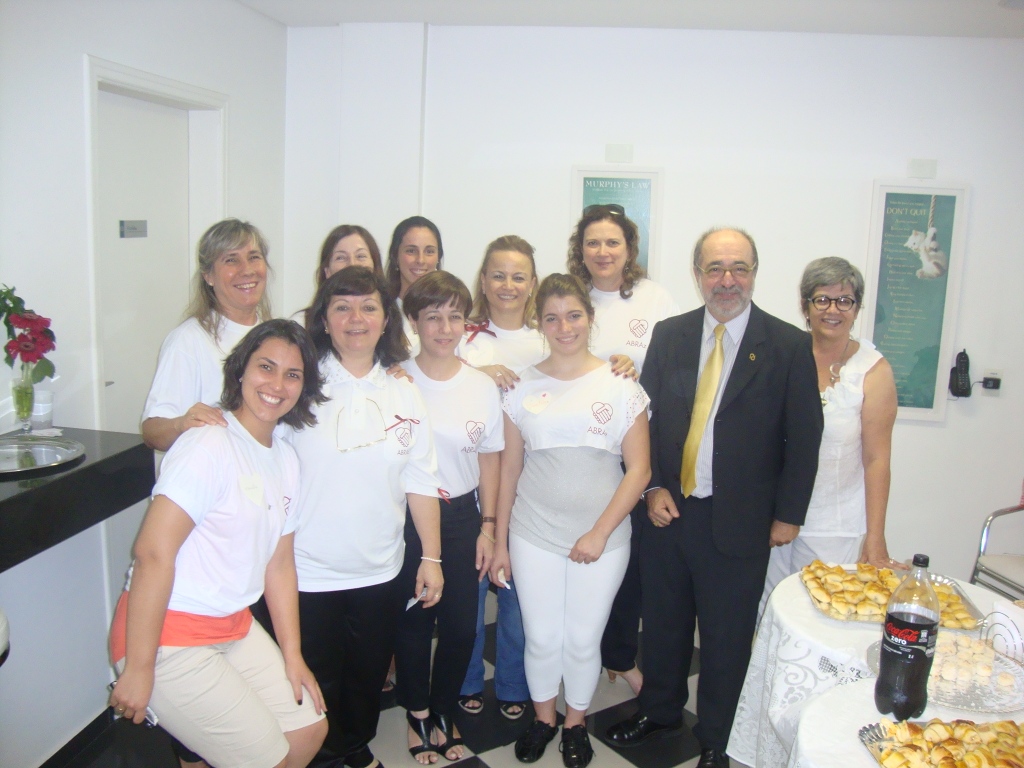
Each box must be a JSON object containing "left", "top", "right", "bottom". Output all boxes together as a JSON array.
[
  {"left": 859, "top": 717, "right": 1024, "bottom": 768},
  {"left": 929, "top": 634, "right": 1024, "bottom": 714},
  {"left": 800, "top": 561, "right": 983, "bottom": 630}
]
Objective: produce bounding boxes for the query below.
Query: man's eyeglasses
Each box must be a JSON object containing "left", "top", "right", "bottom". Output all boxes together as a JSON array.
[
  {"left": 695, "top": 262, "right": 757, "bottom": 280},
  {"left": 810, "top": 295, "right": 857, "bottom": 312}
]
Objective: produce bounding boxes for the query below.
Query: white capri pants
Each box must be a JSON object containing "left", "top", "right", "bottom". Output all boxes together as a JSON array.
[
  {"left": 759, "top": 534, "right": 863, "bottom": 618},
  {"left": 510, "top": 533, "right": 630, "bottom": 711}
]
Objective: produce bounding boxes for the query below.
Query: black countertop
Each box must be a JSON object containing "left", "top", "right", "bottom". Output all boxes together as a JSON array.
[{"left": 0, "top": 428, "right": 154, "bottom": 574}]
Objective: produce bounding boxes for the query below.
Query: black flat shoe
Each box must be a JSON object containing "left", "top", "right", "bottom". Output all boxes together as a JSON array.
[
  {"left": 406, "top": 711, "right": 438, "bottom": 762},
  {"left": 696, "top": 748, "right": 729, "bottom": 768},
  {"left": 605, "top": 712, "right": 683, "bottom": 748},
  {"left": 514, "top": 719, "right": 559, "bottom": 763},
  {"left": 559, "top": 725, "right": 594, "bottom": 768},
  {"left": 430, "top": 712, "right": 465, "bottom": 762}
]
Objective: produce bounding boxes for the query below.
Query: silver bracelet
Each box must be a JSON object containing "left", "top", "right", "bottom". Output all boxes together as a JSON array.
[{"left": 421, "top": 556, "right": 442, "bottom": 563}]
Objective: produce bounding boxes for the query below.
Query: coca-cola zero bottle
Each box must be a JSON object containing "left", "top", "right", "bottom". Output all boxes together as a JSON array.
[{"left": 874, "top": 553, "right": 940, "bottom": 720}]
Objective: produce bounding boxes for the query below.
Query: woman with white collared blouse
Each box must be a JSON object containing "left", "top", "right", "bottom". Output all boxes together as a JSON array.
[{"left": 287, "top": 266, "right": 443, "bottom": 768}]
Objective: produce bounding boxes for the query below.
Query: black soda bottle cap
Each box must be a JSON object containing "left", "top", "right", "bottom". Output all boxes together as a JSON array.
[{"left": 912, "top": 554, "right": 929, "bottom": 568}]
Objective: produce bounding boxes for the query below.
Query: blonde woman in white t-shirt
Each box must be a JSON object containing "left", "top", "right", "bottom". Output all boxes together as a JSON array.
[
  {"left": 142, "top": 218, "right": 273, "bottom": 452},
  {"left": 110, "top": 319, "right": 327, "bottom": 768},
  {"left": 494, "top": 274, "right": 651, "bottom": 768},
  {"left": 567, "top": 205, "right": 680, "bottom": 697}
]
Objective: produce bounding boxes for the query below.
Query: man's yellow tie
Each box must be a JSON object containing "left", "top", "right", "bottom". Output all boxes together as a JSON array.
[{"left": 680, "top": 324, "right": 726, "bottom": 498}]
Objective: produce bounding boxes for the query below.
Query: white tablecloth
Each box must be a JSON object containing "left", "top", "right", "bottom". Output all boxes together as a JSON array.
[
  {"left": 789, "top": 677, "right": 1024, "bottom": 768},
  {"left": 727, "top": 571, "right": 998, "bottom": 767}
]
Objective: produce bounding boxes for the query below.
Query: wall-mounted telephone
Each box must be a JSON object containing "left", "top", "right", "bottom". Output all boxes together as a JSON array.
[{"left": 949, "top": 349, "right": 971, "bottom": 397}]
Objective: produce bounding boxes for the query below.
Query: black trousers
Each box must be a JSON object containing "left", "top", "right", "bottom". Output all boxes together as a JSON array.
[
  {"left": 600, "top": 498, "right": 645, "bottom": 671},
  {"left": 295, "top": 577, "right": 404, "bottom": 760},
  {"left": 394, "top": 492, "right": 480, "bottom": 717},
  {"left": 637, "top": 495, "right": 769, "bottom": 751}
]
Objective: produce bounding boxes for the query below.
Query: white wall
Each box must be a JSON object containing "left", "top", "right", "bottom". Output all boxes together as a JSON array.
[
  {"left": 285, "top": 23, "right": 1024, "bottom": 579},
  {"left": 0, "top": 0, "right": 287, "bottom": 431},
  {"left": 0, "top": 1, "right": 287, "bottom": 764},
  {"left": 283, "top": 23, "right": 427, "bottom": 314}
]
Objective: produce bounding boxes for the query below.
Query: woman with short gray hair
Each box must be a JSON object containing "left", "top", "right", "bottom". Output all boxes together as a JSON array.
[{"left": 760, "top": 256, "right": 904, "bottom": 613}]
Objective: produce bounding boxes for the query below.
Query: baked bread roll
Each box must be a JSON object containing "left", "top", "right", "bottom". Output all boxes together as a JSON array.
[
  {"left": 857, "top": 601, "right": 883, "bottom": 617},
  {"left": 857, "top": 562, "right": 879, "bottom": 582},
  {"left": 865, "top": 582, "right": 890, "bottom": 604},
  {"left": 823, "top": 580, "right": 845, "bottom": 595},
  {"left": 830, "top": 597, "right": 854, "bottom": 616},
  {"left": 925, "top": 720, "right": 954, "bottom": 743}
]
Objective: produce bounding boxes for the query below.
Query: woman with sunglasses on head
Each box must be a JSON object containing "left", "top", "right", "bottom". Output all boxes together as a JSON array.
[
  {"left": 289, "top": 267, "right": 443, "bottom": 768},
  {"left": 109, "top": 319, "right": 328, "bottom": 768},
  {"left": 385, "top": 216, "right": 444, "bottom": 358},
  {"left": 566, "top": 205, "right": 679, "bottom": 697},
  {"left": 495, "top": 274, "right": 650, "bottom": 768},
  {"left": 396, "top": 271, "right": 504, "bottom": 763},
  {"left": 142, "top": 219, "right": 273, "bottom": 452},
  {"left": 760, "top": 257, "right": 903, "bottom": 612}
]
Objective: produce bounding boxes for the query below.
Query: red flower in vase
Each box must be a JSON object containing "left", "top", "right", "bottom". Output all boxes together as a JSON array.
[
  {"left": 5, "top": 329, "right": 54, "bottom": 364},
  {"left": 9, "top": 312, "right": 51, "bottom": 332}
]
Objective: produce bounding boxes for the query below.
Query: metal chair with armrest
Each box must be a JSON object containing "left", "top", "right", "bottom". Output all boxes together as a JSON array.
[{"left": 970, "top": 502, "right": 1024, "bottom": 600}]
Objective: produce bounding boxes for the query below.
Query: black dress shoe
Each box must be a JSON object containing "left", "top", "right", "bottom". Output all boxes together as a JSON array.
[
  {"left": 696, "top": 747, "right": 729, "bottom": 768},
  {"left": 605, "top": 712, "right": 683, "bottom": 748},
  {"left": 514, "top": 719, "right": 559, "bottom": 763}
]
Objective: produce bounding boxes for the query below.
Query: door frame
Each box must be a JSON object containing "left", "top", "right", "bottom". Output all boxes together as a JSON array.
[{"left": 85, "top": 56, "right": 227, "bottom": 429}]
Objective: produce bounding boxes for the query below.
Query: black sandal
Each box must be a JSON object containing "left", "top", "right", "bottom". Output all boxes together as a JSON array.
[
  {"left": 406, "top": 711, "right": 438, "bottom": 762},
  {"left": 430, "top": 712, "right": 465, "bottom": 761}
]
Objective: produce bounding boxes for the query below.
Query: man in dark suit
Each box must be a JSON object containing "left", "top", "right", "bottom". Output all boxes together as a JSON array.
[{"left": 606, "top": 228, "right": 823, "bottom": 768}]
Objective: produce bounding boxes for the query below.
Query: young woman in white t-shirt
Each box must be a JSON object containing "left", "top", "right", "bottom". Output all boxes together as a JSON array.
[
  {"left": 397, "top": 271, "right": 504, "bottom": 763},
  {"left": 289, "top": 266, "right": 443, "bottom": 768},
  {"left": 385, "top": 216, "right": 444, "bottom": 359},
  {"left": 142, "top": 218, "right": 273, "bottom": 452},
  {"left": 109, "top": 319, "right": 328, "bottom": 768},
  {"left": 567, "top": 205, "right": 680, "bottom": 696},
  {"left": 493, "top": 274, "right": 651, "bottom": 768}
]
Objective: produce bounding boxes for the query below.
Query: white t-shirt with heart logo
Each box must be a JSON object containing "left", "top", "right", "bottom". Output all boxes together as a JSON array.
[
  {"left": 406, "top": 359, "right": 504, "bottom": 499},
  {"left": 590, "top": 278, "right": 680, "bottom": 376},
  {"left": 502, "top": 363, "right": 649, "bottom": 555}
]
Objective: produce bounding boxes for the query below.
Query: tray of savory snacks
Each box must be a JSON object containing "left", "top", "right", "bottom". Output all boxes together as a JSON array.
[
  {"left": 800, "top": 560, "right": 983, "bottom": 631},
  {"left": 867, "top": 635, "right": 1024, "bottom": 714},
  {"left": 859, "top": 716, "right": 1024, "bottom": 767}
]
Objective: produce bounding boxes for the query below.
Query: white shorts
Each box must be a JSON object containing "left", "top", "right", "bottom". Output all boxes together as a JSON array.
[{"left": 117, "top": 620, "right": 324, "bottom": 768}]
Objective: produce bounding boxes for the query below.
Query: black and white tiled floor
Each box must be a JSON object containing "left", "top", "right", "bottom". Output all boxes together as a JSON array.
[{"left": 62, "top": 589, "right": 748, "bottom": 768}]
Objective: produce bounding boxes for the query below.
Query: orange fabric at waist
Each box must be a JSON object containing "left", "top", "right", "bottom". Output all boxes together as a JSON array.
[{"left": 109, "top": 590, "right": 253, "bottom": 664}]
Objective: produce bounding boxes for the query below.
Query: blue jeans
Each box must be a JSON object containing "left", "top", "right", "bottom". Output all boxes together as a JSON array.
[{"left": 460, "top": 576, "right": 529, "bottom": 702}]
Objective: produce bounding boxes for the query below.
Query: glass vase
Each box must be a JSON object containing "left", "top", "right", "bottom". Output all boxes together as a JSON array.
[{"left": 11, "top": 362, "right": 35, "bottom": 433}]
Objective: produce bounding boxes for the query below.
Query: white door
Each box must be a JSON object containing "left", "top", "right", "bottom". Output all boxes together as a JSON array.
[{"left": 95, "top": 89, "right": 190, "bottom": 433}]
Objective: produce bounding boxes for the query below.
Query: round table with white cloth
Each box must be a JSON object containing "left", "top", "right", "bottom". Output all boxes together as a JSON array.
[
  {"left": 786, "top": 676, "right": 1024, "bottom": 768},
  {"left": 727, "top": 570, "right": 1000, "bottom": 767}
]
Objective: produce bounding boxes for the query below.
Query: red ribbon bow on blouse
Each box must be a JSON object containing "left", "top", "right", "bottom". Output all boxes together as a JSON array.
[
  {"left": 384, "top": 414, "right": 421, "bottom": 432},
  {"left": 464, "top": 320, "right": 497, "bottom": 345}
]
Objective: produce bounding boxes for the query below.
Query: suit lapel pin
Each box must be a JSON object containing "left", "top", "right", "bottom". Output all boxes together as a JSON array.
[{"left": 749, "top": 353, "right": 756, "bottom": 361}]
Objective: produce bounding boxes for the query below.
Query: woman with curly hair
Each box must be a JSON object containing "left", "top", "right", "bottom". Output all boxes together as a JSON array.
[{"left": 566, "top": 205, "right": 679, "bottom": 697}]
